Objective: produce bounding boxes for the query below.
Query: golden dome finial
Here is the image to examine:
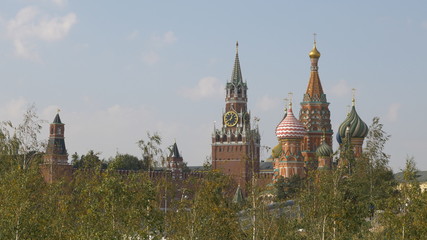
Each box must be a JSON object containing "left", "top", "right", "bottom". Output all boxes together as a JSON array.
[{"left": 309, "top": 33, "right": 321, "bottom": 58}]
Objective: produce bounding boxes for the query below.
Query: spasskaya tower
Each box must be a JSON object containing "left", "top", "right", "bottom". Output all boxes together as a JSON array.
[{"left": 211, "top": 42, "right": 261, "bottom": 186}]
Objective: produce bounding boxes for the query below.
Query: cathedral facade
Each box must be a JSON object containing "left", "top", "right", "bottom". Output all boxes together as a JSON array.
[{"left": 272, "top": 40, "right": 369, "bottom": 180}]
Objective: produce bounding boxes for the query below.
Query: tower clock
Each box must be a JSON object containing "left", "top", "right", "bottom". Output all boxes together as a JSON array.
[{"left": 211, "top": 42, "right": 260, "bottom": 187}]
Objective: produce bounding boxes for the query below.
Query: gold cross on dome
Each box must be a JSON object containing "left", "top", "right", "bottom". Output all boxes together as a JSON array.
[
  {"left": 352, "top": 88, "right": 356, "bottom": 106},
  {"left": 283, "top": 98, "right": 288, "bottom": 110}
]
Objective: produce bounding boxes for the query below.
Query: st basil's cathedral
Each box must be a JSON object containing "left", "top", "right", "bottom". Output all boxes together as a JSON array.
[{"left": 212, "top": 39, "right": 369, "bottom": 183}]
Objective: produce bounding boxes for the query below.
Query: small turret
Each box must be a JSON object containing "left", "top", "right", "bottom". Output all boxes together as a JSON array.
[
  {"left": 167, "top": 142, "right": 184, "bottom": 180},
  {"left": 316, "top": 132, "right": 333, "bottom": 170}
]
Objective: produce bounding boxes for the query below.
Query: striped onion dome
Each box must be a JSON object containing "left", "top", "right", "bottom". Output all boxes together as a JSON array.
[
  {"left": 316, "top": 141, "right": 333, "bottom": 157},
  {"left": 336, "top": 105, "right": 368, "bottom": 144},
  {"left": 275, "top": 107, "right": 306, "bottom": 139}
]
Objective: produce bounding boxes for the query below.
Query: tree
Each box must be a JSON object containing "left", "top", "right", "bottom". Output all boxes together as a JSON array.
[
  {"left": 108, "top": 153, "right": 142, "bottom": 170},
  {"left": 166, "top": 172, "right": 243, "bottom": 239},
  {"left": 0, "top": 105, "right": 45, "bottom": 170},
  {"left": 72, "top": 150, "right": 106, "bottom": 169},
  {"left": 363, "top": 117, "right": 396, "bottom": 209},
  {"left": 381, "top": 157, "right": 427, "bottom": 239},
  {"left": 137, "top": 132, "right": 164, "bottom": 171}
]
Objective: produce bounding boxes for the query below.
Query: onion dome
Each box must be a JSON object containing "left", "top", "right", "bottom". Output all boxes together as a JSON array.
[
  {"left": 337, "top": 105, "right": 369, "bottom": 142},
  {"left": 276, "top": 106, "right": 306, "bottom": 139},
  {"left": 271, "top": 143, "right": 282, "bottom": 158},
  {"left": 316, "top": 141, "right": 333, "bottom": 157},
  {"left": 336, "top": 132, "right": 343, "bottom": 144},
  {"left": 309, "top": 42, "right": 321, "bottom": 58}
]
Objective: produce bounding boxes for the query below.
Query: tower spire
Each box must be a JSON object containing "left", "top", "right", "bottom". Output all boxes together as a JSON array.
[
  {"left": 304, "top": 37, "right": 325, "bottom": 101},
  {"left": 231, "top": 41, "right": 243, "bottom": 85}
]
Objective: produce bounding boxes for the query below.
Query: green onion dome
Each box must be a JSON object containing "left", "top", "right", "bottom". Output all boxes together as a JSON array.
[
  {"left": 337, "top": 105, "right": 368, "bottom": 143},
  {"left": 271, "top": 143, "right": 282, "bottom": 158},
  {"left": 316, "top": 141, "right": 333, "bottom": 157}
]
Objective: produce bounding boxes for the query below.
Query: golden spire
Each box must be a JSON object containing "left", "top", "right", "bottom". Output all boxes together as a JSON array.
[
  {"left": 288, "top": 92, "right": 293, "bottom": 108},
  {"left": 309, "top": 33, "right": 321, "bottom": 58}
]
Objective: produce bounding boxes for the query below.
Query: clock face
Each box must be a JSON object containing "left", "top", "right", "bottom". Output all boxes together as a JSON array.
[{"left": 224, "top": 111, "right": 238, "bottom": 127}]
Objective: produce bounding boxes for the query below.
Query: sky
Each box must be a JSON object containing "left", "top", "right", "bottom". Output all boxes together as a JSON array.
[{"left": 0, "top": 0, "right": 426, "bottom": 171}]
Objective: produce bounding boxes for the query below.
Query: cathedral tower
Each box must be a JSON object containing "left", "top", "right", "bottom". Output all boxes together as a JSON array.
[
  {"left": 336, "top": 96, "right": 369, "bottom": 158},
  {"left": 299, "top": 39, "right": 333, "bottom": 168},
  {"left": 275, "top": 102, "right": 307, "bottom": 179},
  {"left": 212, "top": 42, "right": 261, "bottom": 186}
]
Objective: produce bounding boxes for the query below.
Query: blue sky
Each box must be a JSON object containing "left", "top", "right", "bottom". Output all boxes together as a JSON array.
[{"left": 0, "top": 0, "right": 426, "bottom": 171}]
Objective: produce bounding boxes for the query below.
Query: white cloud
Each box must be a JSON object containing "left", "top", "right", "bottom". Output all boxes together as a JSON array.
[
  {"left": 255, "top": 95, "right": 280, "bottom": 112},
  {"left": 126, "top": 30, "right": 139, "bottom": 40},
  {"left": 329, "top": 80, "right": 351, "bottom": 97},
  {"left": 0, "top": 98, "right": 29, "bottom": 122},
  {"left": 6, "top": 6, "right": 77, "bottom": 60},
  {"left": 386, "top": 103, "right": 401, "bottom": 122},
  {"left": 142, "top": 51, "right": 160, "bottom": 65},
  {"left": 51, "top": 0, "right": 68, "bottom": 7},
  {"left": 179, "top": 77, "right": 224, "bottom": 100},
  {"left": 151, "top": 31, "right": 177, "bottom": 46},
  {"left": 139, "top": 31, "right": 177, "bottom": 65}
]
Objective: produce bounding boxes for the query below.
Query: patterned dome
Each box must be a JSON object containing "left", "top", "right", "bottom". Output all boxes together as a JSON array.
[
  {"left": 316, "top": 141, "right": 333, "bottom": 157},
  {"left": 276, "top": 107, "right": 306, "bottom": 139},
  {"left": 337, "top": 105, "right": 369, "bottom": 142}
]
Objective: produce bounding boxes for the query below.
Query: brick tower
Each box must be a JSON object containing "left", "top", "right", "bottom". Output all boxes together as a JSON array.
[
  {"left": 212, "top": 42, "right": 261, "bottom": 186},
  {"left": 299, "top": 39, "right": 333, "bottom": 169},
  {"left": 167, "top": 142, "right": 184, "bottom": 180},
  {"left": 40, "top": 112, "right": 73, "bottom": 183}
]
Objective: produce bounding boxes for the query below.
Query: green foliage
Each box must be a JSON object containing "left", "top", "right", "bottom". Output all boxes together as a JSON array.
[
  {"left": 72, "top": 150, "right": 107, "bottom": 169},
  {"left": 167, "top": 171, "right": 243, "bottom": 239},
  {"left": 108, "top": 153, "right": 143, "bottom": 170},
  {"left": 1, "top": 114, "right": 426, "bottom": 239},
  {"left": 137, "top": 131, "right": 165, "bottom": 170},
  {"left": 275, "top": 175, "right": 303, "bottom": 201},
  {"left": 0, "top": 167, "right": 52, "bottom": 239},
  {"left": 0, "top": 105, "right": 45, "bottom": 170},
  {"left": 381, "top": 157, "right": 427, "bottom": 239}
]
